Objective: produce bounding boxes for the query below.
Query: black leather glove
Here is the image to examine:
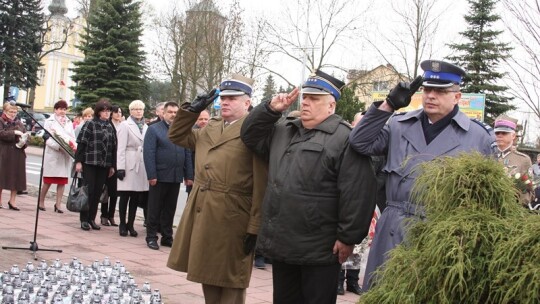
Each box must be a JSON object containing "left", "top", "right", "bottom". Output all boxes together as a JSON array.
[
  {"left": 243, "top": 233, "right": 257, "bottom": 255},
  {"left": 117, "top": 170, "right": 126, "bottom": 181},
  {"left": 185, "top": 88, "right": 219, "bottom": 113},
  {"left": 385, "top": 75, "right": 423, "bottom": 110}
]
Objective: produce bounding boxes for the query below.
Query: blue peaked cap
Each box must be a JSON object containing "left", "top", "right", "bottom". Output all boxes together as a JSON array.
[
  {"left": 421, "top": 60, "right": 466, "bottom": 88},
  {"left": 219, "top": 74, "right": 254, "bottom": 97},
  {"left": 301, "top": 70, "right": 345, "bottom": 101}
]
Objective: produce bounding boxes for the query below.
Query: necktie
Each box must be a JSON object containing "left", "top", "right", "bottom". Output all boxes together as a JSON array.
[{"left": 224, "top": 122, "right": 230, "bottom": 128}]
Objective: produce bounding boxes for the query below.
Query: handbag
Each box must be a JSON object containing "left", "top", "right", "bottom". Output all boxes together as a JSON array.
[
  {"left": 99, "top": 184, "right": 108, "bottom": 205},
  {"left": 66, "top": 178, "right": 89, "bottom": 212}
]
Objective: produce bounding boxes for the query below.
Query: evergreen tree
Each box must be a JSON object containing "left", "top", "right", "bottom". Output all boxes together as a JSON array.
[
  {"left": 0, "top": 0, "right": 44, "bottom": 100},
  {"left": 447, "top": 0, "right": 513, "bottom": 125},
  {"left": 261, "top": 74, "right": 277, "bottom": 102},
  {"left": 336, "top": 83, "right": 365, "bottom": 123},
  {"left": 71, "top": 0, "right": 146, "bottom": 110}
]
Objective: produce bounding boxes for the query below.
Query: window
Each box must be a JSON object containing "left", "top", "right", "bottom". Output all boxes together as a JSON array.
[
  {"left": 38, "top": 68, "right": 46, "bottom": 85},
  {"left": 373, "top": 81, "right": 389, "bottom": 91}
]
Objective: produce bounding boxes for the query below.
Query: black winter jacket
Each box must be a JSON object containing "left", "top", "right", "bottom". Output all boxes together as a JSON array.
[{"left": 241, "top": 103, "right": 377, "bottom": 265}]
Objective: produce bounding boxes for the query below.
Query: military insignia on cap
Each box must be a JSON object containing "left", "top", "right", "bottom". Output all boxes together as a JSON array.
[{"left": 431, "top": 61, "right": 441, "bottom": 72}]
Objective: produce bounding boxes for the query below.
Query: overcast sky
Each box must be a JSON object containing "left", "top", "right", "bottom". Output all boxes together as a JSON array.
[{"left": 45, "top": 0, "right": 539, "bottom": 140}]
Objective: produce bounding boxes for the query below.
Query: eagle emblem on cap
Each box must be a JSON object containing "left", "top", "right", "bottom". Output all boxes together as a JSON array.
[{"left": 431, "top": 61, "right": 441, "bottom": 72}]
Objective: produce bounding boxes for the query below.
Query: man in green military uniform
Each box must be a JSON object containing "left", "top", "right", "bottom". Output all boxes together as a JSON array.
[{"left": 494, "top": 115, "right": 532, "bottom": 206}]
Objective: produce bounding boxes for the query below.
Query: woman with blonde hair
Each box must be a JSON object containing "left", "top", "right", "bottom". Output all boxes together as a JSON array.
[
  {"left": 74, "top": 107, "right": 94, "bottom": 138},
  {"left": 0, "top": 102, "right": 27, "bottom": 210},
  {"left": 116, "top": 100, "right": 149, "bottom": 236}
]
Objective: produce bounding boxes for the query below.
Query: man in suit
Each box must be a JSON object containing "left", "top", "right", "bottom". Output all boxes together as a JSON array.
[
  {"left": 143, "top": 102, "right": 193, "bottom": 250},
  {"left": 166, "top": 74, "right": 267, "bottom": 304},
  {"left": 148, "top": 102, "right": 165, "bottom": 126}
]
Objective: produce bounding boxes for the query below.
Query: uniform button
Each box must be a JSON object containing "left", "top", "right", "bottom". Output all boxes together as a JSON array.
[
  {"left": 204, "top": 165, "right": 209, "bottom": 169},
  {"left": 196, "top": 207, "right": 201, "bottom": 212},
  {"left": 200, "top": 188, "right": 206, "bottom": 192}
]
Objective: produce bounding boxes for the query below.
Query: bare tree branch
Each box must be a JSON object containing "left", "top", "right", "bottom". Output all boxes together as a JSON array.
[
  {"left": 261, "top": 0, "right": 372, "bottom": 81},
  {"left": 501, "top": 0, "right": 540, "bottom": 127}
]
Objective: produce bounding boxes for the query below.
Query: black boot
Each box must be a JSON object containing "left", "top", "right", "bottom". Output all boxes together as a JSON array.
[
  {"left": 346, "top": 282, "right": 362, "bottom": 295},
  {"left": 81, "top": 222, "right": 91, "bottom": 231},
  {"left": 89, "top": 221, "right": 101, "bottom": 230},
  {"left": 119, "top": 223, "right": 128, "bottom": 236},
  {"left": 100, "top": 216, "right": 110, "bottom": 226},
  {"left": 337, "top": 283, "right": 345, "bottom": 295},
  {"left": 337, "top": 269, "right": 346, "bottom": 295},
  {"left": 127, "top": 225, "right": 138, "bottom": 237}
]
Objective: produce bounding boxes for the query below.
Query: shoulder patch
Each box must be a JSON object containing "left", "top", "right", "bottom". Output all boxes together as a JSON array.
[{"left": 471, "top": 118, "right": 493, "bottom": 134}]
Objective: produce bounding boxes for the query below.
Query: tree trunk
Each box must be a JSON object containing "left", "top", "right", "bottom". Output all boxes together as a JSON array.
[{"left": 28, "top": 87, "right": 36, "bottom": 110}]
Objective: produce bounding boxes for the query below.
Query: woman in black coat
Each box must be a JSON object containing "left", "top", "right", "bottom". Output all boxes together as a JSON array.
[{"left": 74, "top": 99, "right": 117, "bottom": 231}]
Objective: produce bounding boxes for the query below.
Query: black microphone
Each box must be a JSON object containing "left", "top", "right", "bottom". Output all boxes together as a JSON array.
[{"left": 9, "top": 101, "right": 31, "bottom": 108}]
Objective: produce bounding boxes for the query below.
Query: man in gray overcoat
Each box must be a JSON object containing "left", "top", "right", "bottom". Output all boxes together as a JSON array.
[{"left": 349, "top": 60, "right": 496, "bottom": 292}]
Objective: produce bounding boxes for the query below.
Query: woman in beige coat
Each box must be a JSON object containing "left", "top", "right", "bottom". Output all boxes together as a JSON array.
[
  {"left": 116, "top": 100, "right": 149, "bottom": 237},
  {"left": 38, "top": 100, "right": 76, "bottom": 213}
]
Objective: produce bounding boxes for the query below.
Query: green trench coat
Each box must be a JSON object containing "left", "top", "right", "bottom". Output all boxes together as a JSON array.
[{"left": 166, "top": 109, "right": 267, "bottom": 289}]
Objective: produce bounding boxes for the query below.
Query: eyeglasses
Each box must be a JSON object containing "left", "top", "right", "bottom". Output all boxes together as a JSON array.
[{"left": 421, "top": 87, "right": 460, "bottom": 94}]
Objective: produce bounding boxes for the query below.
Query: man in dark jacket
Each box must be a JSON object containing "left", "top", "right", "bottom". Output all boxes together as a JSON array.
[
  {"left": 241, "top": 70, "right": 377, "bottom": 303},
  {"left": 143, "top": 101, "right": 193, "bottom": 250}
]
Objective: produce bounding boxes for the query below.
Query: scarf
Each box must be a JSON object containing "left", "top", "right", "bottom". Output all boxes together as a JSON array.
[
  {"left": 420, "top": 105, "right": 459, "bottom": 145},
  {"left": 1, "top": 112, "right": 18, "bottom": 128},
  {"left": 55, "top": 114, "right": 67, "bottom": 126},
  {"left": 1, "top": 112, "right": 13, "bottom": 123},
  {"left": 130, "top": 116, "right": 144, "bottom": 133}
]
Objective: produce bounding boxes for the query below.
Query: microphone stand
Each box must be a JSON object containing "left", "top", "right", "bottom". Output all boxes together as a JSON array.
[{"left": 2, "top": 107, "right": 73, "bottom": 259}]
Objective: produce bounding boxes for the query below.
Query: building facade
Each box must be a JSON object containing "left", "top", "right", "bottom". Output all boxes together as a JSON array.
[
  {"left": 33, "top": 1, "right": 84, "bottom": 111},
  {"left": 347, "top": 64, "right": 408, "bottom": 109}
]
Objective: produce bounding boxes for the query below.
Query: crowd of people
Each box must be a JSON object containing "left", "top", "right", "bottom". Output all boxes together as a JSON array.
[{"left": 3, "top": 58, "right": 540, "bottom": 304}]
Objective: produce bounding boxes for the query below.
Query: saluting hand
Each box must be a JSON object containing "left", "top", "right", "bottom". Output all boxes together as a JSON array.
[{"left": 269, "top": 88, "right": 300, "bottom": 112}]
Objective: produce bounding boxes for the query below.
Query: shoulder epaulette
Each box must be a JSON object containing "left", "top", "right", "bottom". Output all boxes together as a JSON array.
[
  {"left": 340, "top": 120, "right": 353, "bottom": 129},
  {"left": 471, "top": 118, "right": 493, "bottom": 134},
  {"left": 514, "top": 150, "right": 530, "bottom": 158}
]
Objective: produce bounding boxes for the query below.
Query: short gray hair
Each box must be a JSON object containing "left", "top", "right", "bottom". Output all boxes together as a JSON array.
[{"left": 129, "top": 100, "right": 145, "bottom": 110}]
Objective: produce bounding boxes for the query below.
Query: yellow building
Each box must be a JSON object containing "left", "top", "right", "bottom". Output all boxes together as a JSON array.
[
  {"left": 347, "top": 64, "right": 409, "bottom": 109},
  {"left": 32, "top": 0, "right": 85, "bottom": 111}
]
